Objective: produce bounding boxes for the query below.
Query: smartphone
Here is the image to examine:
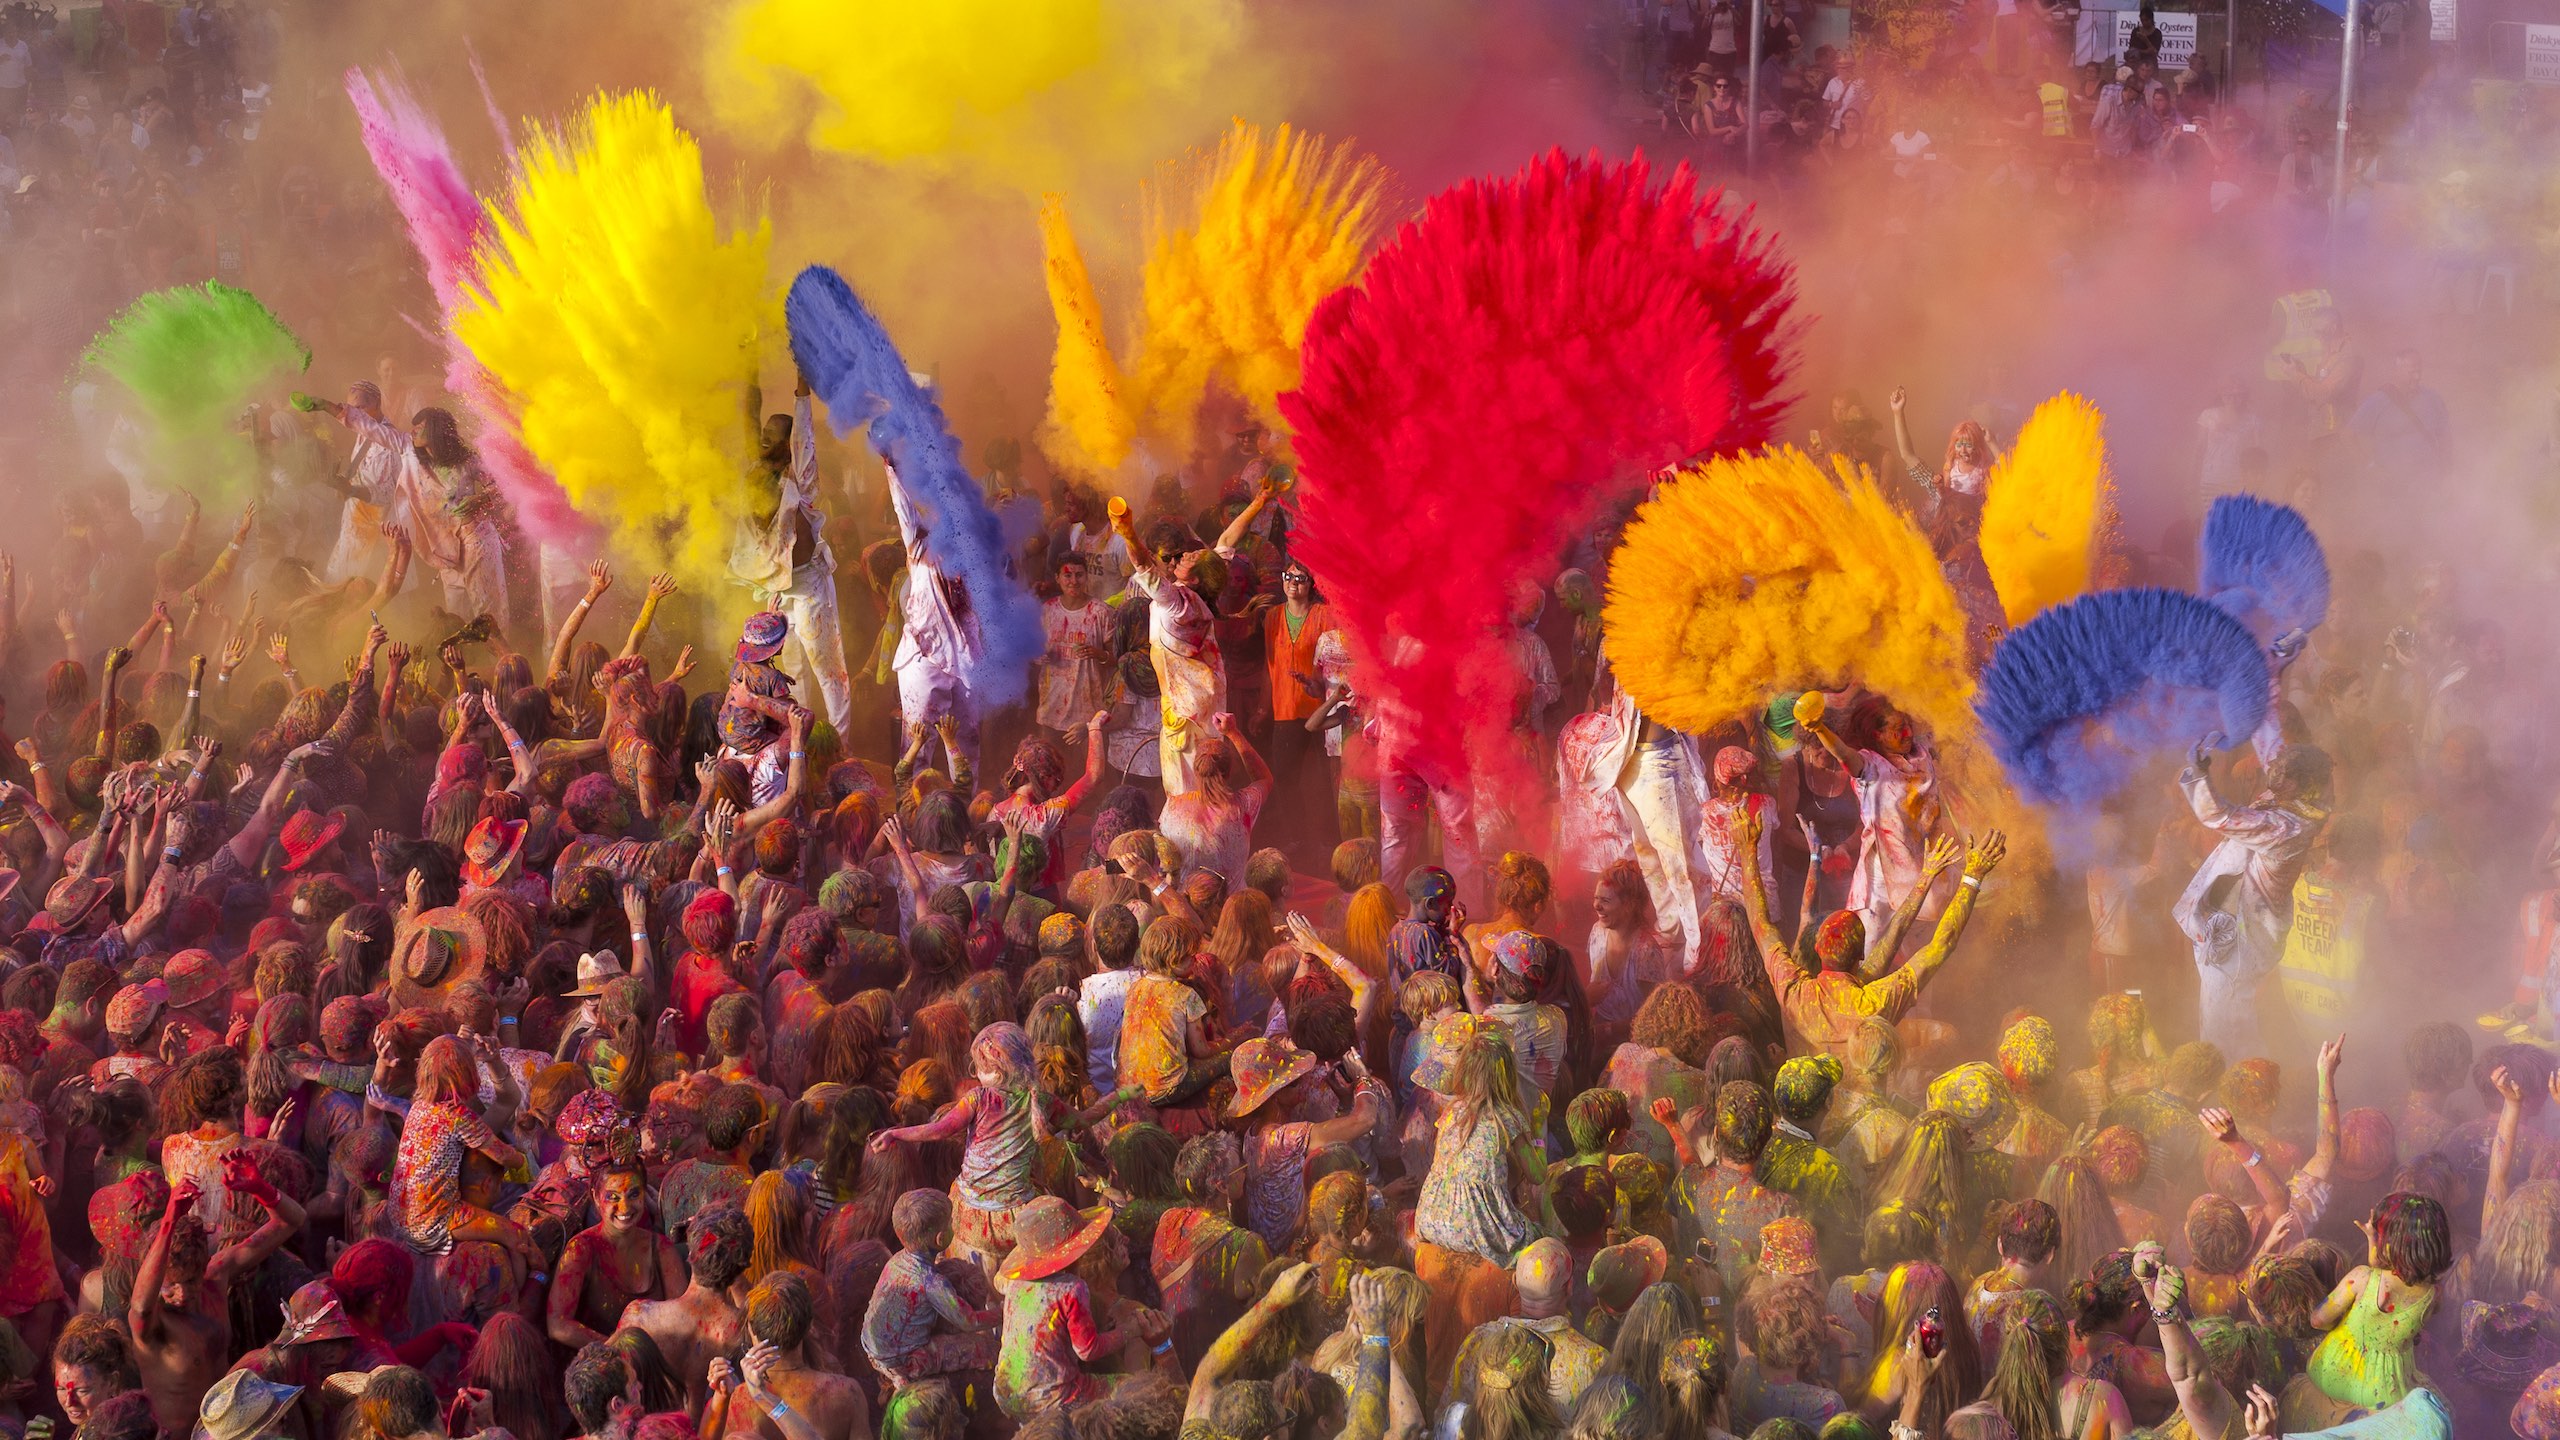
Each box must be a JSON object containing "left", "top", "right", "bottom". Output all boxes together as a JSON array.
[
  {"left": 1918, "top": 1305, "right": 1946, "bottom": 1359},
  {"left": 1693, "top": 1237, "right": 1718, "bottom": 1264}
]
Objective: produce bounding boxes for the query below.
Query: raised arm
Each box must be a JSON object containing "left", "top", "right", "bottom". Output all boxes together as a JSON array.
[
  {"left": 1836, "top": 829, "right": 2006, "bottom": 1030},
  {"left": 1733, "top": 807, "right": 1795, "bottom": 991},
  {"left": 1214, "top": 475, "right": 1280, "bottom": 555},
  {"left": 1288, "top": 912, "right": 1376, "bottom": 1033},
  {"left": 1792, "top": 691, "right": 1860, "bottom": 773},
  {"left": 2201, "top": 1101, "right": 2304, "bottom": 1214},
  {"left": 550, "top": 560, "right": 611, "bottom": 679},
  {"left": 2301, "top": 1035, "right": 2343, "bottom": 1186},
  {"left": 1859, "top": 834, "right": 1960, "bottom": 980},
  {"left": 150, "top": 495, "right": 202, "bottom": 597},
  {"left": 1052, "top": 710, "right": 1111, "bottom": 816},
  {"left": 1190, "top": 1264, "right": 1311, "bottom": 1421},
  {"left": 92, "top": 646, "right": 132, "bottom": 760},
  {"left": 734, "top": 708, "right": 811, "bottom": 838},
  {"left": 1213, "top": 711, "right": 1272, "bottom": 793},
  {"left": 170, "top": 654, "right": 207, "bottom": 752},
  {"left": 206, "top": 1159, "right": 307, "bottom": 1287},
  {"left": 178, "top": 503, "right": 257, "bottom": 610},
  {"left": 2133, "top": 1246, "right": 2240, "bottom": 1440},
  {"left": 2484, "top": 1066, "right": 2529, "bottom": 1221},
  {"left": 622, "top": 572, "right": 677, "bottom": 660},
  {"left": 217, "top": 739, "right": 327, "bottom": 871},
  {"left": 128, "top": 1179, "right": 200, "bottom": 1342},
  {"left": 1888, "top": 385, "right": 1924, "bottom": 473}
]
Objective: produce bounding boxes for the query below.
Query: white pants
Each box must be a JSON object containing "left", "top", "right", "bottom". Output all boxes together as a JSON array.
[
  {"left": 1617, "top": 740, "right": 1712, "bottom": 973},
  {"left": 437, "top": 523, "right": 510, "bottom": 626},
  {"left": 762, "top": 566, "right": 854, "bottom": 737},
  {"left": 1382, "top": 768, "right": 1482, "bottom": 907}
]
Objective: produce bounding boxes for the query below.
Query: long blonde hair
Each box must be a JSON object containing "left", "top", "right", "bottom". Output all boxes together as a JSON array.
[
  {"left": 1862, "top": 1262, "right": 1980, "bottom": 1434},
  {"left": 1441, "top": 1019, "right": 1527, "bottom": 1142}
]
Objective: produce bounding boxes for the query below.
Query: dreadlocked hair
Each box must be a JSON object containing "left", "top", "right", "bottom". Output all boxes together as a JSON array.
[{"left": 162, "top": 1047, "right": 248, "bottom": 1132}]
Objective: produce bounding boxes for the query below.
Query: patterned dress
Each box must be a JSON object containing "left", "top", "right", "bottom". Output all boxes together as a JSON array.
[
  {"left": 1416, "top": 1108, "right": 1536, "bottom": 1265},
  {"left": 390, "top": 1099, "right": 499, "bottom": 1253}
]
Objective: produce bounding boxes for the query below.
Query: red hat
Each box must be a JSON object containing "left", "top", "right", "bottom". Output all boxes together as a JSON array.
[
  {"left": 999, "top": 1197, "right": 1113, "bottom": 1282},
  {"left": 162, "top": 949, "right": 225, "bottom": 1011},
  {"left": 105, "top": 979, "right": 169, "bottom": 1039},
  {"left": 462, "top": 817, "right": 527, "bottom": 889},
  {"left": 278, "top": 809, "right": 345, "bottom": 872}
]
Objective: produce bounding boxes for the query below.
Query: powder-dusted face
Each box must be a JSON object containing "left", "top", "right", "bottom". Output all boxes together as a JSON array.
[
  {"left": 55, "top": 1363, "right": 110, "bottom": 1426},
  {"left": 598, "top": 1169, "right": 647, "bottom": 1233}
]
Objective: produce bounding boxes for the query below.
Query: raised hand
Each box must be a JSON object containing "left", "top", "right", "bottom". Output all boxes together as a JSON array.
[
  {"left": 646, "top": 572, "right": 677, "bottom": 602},
  {"left": 1921, "top": 833, "right": 1962, "bottom": 877},
  {"left": 2189, "top": 731, "right": 2226, "bottom": 773},
  {"left": 2198, "top": 1105, "right": 2241, "bottom": 1143},
  {"left": 585, "top": 560, "right": 613, "bottom": 599},
  {"left": 267, "top": 633, "right": 291, "bottom": 670},
  {"left": 669, "top": 645, "right": 697, "bottom": 683},
  {"left": 2318, "top": 1035, "right": 2345, "bottom": 1081},
  {"left": 1963, "top": 830, "right": 2008, "bottom": 878}
]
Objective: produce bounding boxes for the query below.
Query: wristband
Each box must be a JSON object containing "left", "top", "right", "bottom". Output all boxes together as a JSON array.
[
  {"left": 26, "top": 761, "right": 42, "bottom": 771},
  {"left": 186, "top": 688, "right": 200, "bottom": 698},
  {"left": 789, "top": 749, "right": 805, "bottom": 759},
  {"left": 766, "top": 1400, "right": 793, "bottom": 1420},
  {"left": 1960, "top": 875, "right": 1982, "bottom": 890},
  {"left": 1152, "top": 1341, "right": 1175, "bottom": 1357},
  {"left": 632, "top": 932, "right": 648, "bottom": 946},
  {"left": 716, "top": 865, "right": 732, "bottom": 877},
  {"left": 2244, "top": 1148, "right": 2264, "bottom": 1168}
]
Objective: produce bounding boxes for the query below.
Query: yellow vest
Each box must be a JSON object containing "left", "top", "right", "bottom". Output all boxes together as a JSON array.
[
  {"left": 2040, "top": 82, "right": 2071, "bottom": 137},
  {"left": 2278, "top": 871, "right": 2374, "bottom": 1021}
]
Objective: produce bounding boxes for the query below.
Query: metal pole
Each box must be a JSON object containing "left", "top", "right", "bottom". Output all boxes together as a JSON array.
[
  {"left": 2331, "top": 0, "right": 2361, "bottom": 221},
  {"left": 1745, "top": 0, "right": 1766, "bottom": 176},
  {"left": 2227, "top": 0, "right": 2238, "bottom": 101}
]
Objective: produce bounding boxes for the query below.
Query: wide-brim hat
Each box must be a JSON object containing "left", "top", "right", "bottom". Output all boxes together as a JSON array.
[
  {"left": 462, "top": 816, "right": 527, "bottom": 889},
  {"left": 194, "top": 1368, "right": 303, "bottom": 1440},
  {"left": 161, "top": 949, "right": 226, "bottom": 1011},
  {"left": 564, "top": 949, "right": 627, "bottom": 999},
  {"left": 999, "top": 1196, "right": 1113, "bottom": 1282},
  {"left": 1227, "top": 1037, "right": 1318, "bottom": 1118},
  {"left": 318, "top": 1366, "right": 400, "bottom": 1402},
  {"left": 392, "top": 906, "right": 487, "bottom": 989},
  {"left": 45, "top": 873, "right": 113, "bottom": 931},
  {"left": 274, "top": 1279, "right": 359, "bottom": 1345},
  {"left": 277, "top": 808, "right": 345, "bottom": 872},
  {"left": 105, "top": 979, "right": 169, "bottom": 1038},
  {"left": 736, "top": 610, "right": 789, "bottom": 663}
]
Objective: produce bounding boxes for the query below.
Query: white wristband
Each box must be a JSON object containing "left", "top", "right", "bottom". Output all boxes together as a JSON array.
[
  {"left": 187, "top": 689, "right": 200, "bottom": 698},
  {"left": 1960, "top": 876, "right": 1981, "bottom": 890}
]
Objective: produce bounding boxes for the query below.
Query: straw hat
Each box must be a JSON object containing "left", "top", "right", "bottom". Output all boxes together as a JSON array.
[
  {"left": 194, "top": 1369, "right": 302, "bottom": 1440},
  {"left": 1227, "top": 1037, "right": 1318, "bottom": 1119},
  {"left": 564, "top": 950, "right": 627, "bottom": 999},
  {"left": 999, "top": 1196, "right": 1113, "bottom": 1283}
]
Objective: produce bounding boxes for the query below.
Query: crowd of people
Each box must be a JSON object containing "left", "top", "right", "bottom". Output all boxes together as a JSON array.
[{"left": 2, "top": 5, "right": 2560, "bottom": 1440}]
